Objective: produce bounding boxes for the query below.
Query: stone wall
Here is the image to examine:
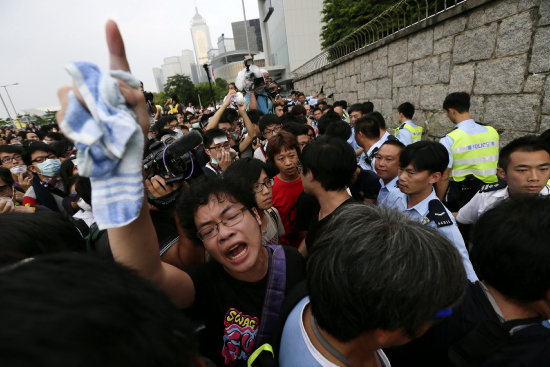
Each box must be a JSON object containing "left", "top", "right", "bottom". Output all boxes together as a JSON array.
[{"left": 293, "top": 0, "right": 550, "bottom": 144}]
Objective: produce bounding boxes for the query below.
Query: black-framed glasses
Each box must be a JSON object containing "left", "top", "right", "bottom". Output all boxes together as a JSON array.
[
  {"left": 197, "top": 207, "right": 247, "bottom": 241},
  {"left": 263, "top": 126, "right": 281, "bottom": 137},
  {"left": 207, "top": 143, "right": 231, "bottom": 151},
  {"left": 253, "top": 178, "right": 274, "bottom": 193},
  {"left": 31, "top": 154, "right": 57, "bottom": 164},
  {"left": 1, "top": 154, "right": 22, "bottom": 164}
]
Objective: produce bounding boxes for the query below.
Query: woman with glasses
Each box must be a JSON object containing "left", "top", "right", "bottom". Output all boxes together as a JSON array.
[{"left": 224, "top": 158, "right": 284, "bottom": 245}]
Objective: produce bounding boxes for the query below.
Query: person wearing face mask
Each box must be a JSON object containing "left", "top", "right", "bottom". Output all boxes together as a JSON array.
[
  {"left": 0, "top": 167, "right": 34, "bottom": 214},
  {"left": 21, "top": 142, "right": 68, "bottom": 213},
  {"left": 0, "top": 145, "right": 32, "bottom": 193}
]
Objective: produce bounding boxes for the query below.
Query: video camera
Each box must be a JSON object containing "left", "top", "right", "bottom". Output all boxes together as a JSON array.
[
  {"left": 143, "top": 130, "right": 203, "bottom": 185},
  {"left": 235, "top": 56, "right": 265, "bottom": 93}
]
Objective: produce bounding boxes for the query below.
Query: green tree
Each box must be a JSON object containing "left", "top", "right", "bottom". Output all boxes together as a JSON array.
[
  {"left": 195, "top": 82, "right": 225, "bottom": 108},
  {"left": 152, "top": 91, "right": 166, "bottom": 107},
  {"left": 215, "top": 77, "right": 229, "bottom": 92},
  {"left": 320, "top": 0, "right": 396, "bottom": 49},
  {"left": 43, "top": 110, "right": 58, "bottom": 124},
  {"left": 163, "top": 74, "right": 197, "bottom": 106}
]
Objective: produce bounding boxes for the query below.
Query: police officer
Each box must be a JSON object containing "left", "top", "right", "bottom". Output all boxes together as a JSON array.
[
  {"left": 379, "top": 141, "right": 477, "bottom": 281},
  {"left": 435, "top": 92, "right": 499, "bottom": 212},
  {"left": 456, "top": 135, "right": 550, "bottom": 224},
  {"left": 395, "top": 102, "right": 423, "bottom": 146}
]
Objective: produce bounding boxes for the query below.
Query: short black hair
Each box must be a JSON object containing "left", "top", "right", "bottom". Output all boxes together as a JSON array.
[
  {"left": 224, "top": 158, "right": 269, "bottom": 196},
  {"left": 471, "top": 196, "right": 550, "bottom": 302},
  {"left": 355, "top": 116, "right": 380, "bottom": 139},
  {"left": 282, "top": 121, "right": 309, "bottom": 137},
  {"left": 22, "top": 142, "right": 57, "bottom": 166},
  {"left": 443, "top": 92, "right": 470, "bottom": 113},
  {"left": 176, "top": 175, "right": 257, "bottom": 246},
  {"left": 381, "top": 139, "right": 406, "bottom": 151},
  {"left": 0, "top": 144, "right": 24, "bottom": 158},
  {"left": 259, "top": 114, "right": 281, "bottom": 134},
  {"left": 399, "top": 141, "right": 449, "bottom": 174},
  {"left": 247, "top": 109, "right": 264, "bottom": 125},
  {"left": 398, "top": 102, "right": 415, "bottom": 119},
  {"left": 0, "top": 253, "right": 197, "bottom": 366},
  {"left": 325, "top": 120, "right": 352, "bottom": 141},
  {"left": 301, "top": 136, "right": 356, "bottom": 191},
  {"left": 333, "top": 100, "right": 348, "bottom": 110},
  {"left": 348, "top": 103, "right": 368, "bottom": 115},
  {"left": 45, "top": 132, "right": 64, "bottom": 142},
  {"left": 0, "top": 212, "right": 86, "bottom": 265},
  {"left": 317, "top": 111, "right": 341, "bottom": 135},
  {"left": 203, "top": 128, "right": 227, "bottom": 148},
  {"left": 362, "top": 101, "right": 374, "bottom": 113},
  {"left": 498, "top": 135, "right": 550, "bottom": 172},
  {"left": 365, "top": 111, "right": 386, "bottom": 129},
  {"left": 220, "top": 108, "right": 238, "bottom": 124}
]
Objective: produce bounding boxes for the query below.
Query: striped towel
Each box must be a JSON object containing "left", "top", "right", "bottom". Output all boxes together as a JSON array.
[{"left": 61, "top": 61, "right": 144, "bottom": 229}]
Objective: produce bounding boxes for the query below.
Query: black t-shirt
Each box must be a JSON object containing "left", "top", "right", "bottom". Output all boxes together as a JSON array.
[
  {"left": 185, "top": 245, "right": 305, "bottom": 366},
  {"left": 295, "top": 192, "right": 319, "bottom": 232},
  {"left": 305, "top": 197, "right": 356, "bottom": 252},
  {"left": 385, "top": 282, "right": 550, "bottom": 366}
]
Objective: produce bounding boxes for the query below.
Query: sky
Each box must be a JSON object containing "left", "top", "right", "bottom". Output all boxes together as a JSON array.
[{"left": 0, "top": 0, "right": 260, "bottom": 119}]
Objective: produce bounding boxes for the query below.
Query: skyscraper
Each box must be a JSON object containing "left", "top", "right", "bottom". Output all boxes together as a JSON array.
[
  {"left": 190, "top": 7, "right": 213, "bottom": 82},
  {"left": 232, "top": 19, "right": 263, "bottom": 53}
]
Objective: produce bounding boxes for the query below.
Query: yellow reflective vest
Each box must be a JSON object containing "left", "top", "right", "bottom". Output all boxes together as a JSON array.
[
  {"left": 395, "top": 122, "right": 423, "bottom": 143},
  {"left": 447, "top": 126, "right": 499, "bottom": 183},
  {"left": 167, "top": 103, "right": 180, "bottom": 115}
]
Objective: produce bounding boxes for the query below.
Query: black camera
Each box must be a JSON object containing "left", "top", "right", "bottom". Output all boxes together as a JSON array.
[{"left": 143, "top": 131, "right": 203, "bottom": 184}]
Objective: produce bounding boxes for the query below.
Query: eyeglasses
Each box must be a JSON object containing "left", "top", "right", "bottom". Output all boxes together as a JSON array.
[
  {"left": 197, "top": 207, "right": 247, "bottom": 241},
  {"left": 263, "top": 126, "right": 281, "bottom": 137},
  {"left": 253, "top": 178, "right": 274, "bottom": 193},
  {"left": 1, "top": 154, "right": 22, "bottom": 164},
  {"left": 207, "top": 143, "right": 231, "bottom": 151},
  {"left": 31, "top": 154, "right": 57, "bottom": 164}
]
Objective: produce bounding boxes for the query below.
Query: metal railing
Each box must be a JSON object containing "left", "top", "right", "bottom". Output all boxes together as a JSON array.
[{"left": 292, "top": 0, "right": 468, "bottom": 78}]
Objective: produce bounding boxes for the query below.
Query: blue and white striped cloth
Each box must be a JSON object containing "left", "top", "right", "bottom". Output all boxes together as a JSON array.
[{"left": 61, "top": 61, "right": 144, "bottom": 229}]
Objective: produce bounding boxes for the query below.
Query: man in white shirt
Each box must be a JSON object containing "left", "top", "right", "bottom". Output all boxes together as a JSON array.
[
  {"left": 457, "top": 135, "right": 550, "bottom": 224},
  {"left": 375, "top": 139, "right": 405, "bottom": 205},
  {"left": 355, "top": 113, "right": 397, "bottom": 172}
]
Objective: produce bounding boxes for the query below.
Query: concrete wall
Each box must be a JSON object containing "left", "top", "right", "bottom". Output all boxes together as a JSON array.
[{"left": 293, "top": 0, "right": 550, "bottom": 144}]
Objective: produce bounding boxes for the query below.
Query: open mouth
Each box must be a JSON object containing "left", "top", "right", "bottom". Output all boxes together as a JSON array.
[{"left": 224, "top": 243, "right": 248, "bottom": 262}]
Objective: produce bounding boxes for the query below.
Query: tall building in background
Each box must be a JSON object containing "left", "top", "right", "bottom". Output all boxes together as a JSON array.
[
  {"left": 190, "top": 7, "right": 214, "bottom": 82},
  {"left": 257, "top": 0, "right": 323, "bottom": 82},
  {"left": 152, "top": 49, "right": 198, "bottom": 92},
  {"left": 231, "top": 19, "right": 263, "bottom": 53},
  {"left": 218, "top": 34, "right": 235, "bottom": 54}
]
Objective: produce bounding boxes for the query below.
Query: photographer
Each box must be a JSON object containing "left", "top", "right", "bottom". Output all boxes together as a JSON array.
[{"left": 237, "top": 56, "right": 273, "bottom": 115}]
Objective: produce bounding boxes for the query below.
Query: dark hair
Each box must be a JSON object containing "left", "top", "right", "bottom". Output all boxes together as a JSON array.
[
  {"left": 317, "top": 111, "right": 341, "bottom": 135},
  {"left": 0, "top": 144, "right": 24, "bottom": 158},
  {"left": 362, "top": 101, "right": 374, "bottom": 113},
  {"left": 282, "top": 121, "right": 309, "bottom": 137},
  {"left": 224, "top": 158, "right": 269, "bottom": 197},
  {"left": 22, "top": 142, "right": 56, "bottom": 166},
  {"left": 355, "top": 116, "right": 380, "bottom": 139},
  {"left": 498, "top": 135, "right": 550, "bottom": 172},
  {"left": 0, "top": 167, "right": 14, "bottom": 186},
  {"left": 265, "top": 130, "right": 300, "bottom": 164},
  {"left": 348, "top": 103, "right": 368, "bottom": 115},
  {"left": 365, "top": 111, "right": 386, "bottom": 129},
  {"left": 203, "top": 128, "right": 227, "bottom": 148},
  {"left": 176, "top": 175, "right": 257, "bottom": 246},
  {"left": 45, "top": 132, "right": 65, "bottom": 142},
  {"left": 308, "top": 204, "right": 466, "bottom": 341},
  {"left": 443, "top": 92, "right": 470, "bottom": 113},
  {"left": 59, "top": 159, "right": 76, "bottom": 194},
  {"left": 325, "top": 120, "right": 352, "bottom": 141},
  {"left": 381, "top": 139, "right": 406, "bottom": 151},
  {"left": 75, "top": 176, "right": 92, "bottom": 205},
  {"left": 471, "top": 196, "right": 550, "bottom": 302},
  {"left": 220, "top": 108, "right": 238, "bottom": 124},
  {"left": 398, "top": 102, "right": 415, "bottom": 119},
  {"left": 154, "top": 115, "right": 176, "bottom": 132},
  {"left": 0, "top": 253, "right": 197, "bottom": 367},
  {"left": 259, "top": 114, "right": 281, "bottom": 133},
  {"left": 301, "top": 136, "right": 356, "bottom": 191},
  {"left": 312, "top": 107, "right": 322, "bottom": 114},
  {"left": 333, "top": 100, "right": 348, "bottom": 110},
  {"left": 0, "top": 212, "right": 86, "bottom": 265},
  {"left": 399, "top": 141, "right": 449, "bottom": 174},
  {"left": 289, "top": 104, "right": 306, "bottom": 117},
  {"left": 246, "top": 109, "right": 264, "bottom": 125}
]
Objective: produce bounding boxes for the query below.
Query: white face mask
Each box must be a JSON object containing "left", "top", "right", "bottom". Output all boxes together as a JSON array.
[{"left": 10, "top": 165, "right": 27, "bottom": 175}]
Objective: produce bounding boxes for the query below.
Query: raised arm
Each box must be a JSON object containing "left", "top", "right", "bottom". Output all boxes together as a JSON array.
[
  {"left": 205, "top": 90, "right": 235, "bottom": 131},
  {"left": 237, "top": 103, "right": 257, "bottom": 153},
  {"left": 58, "top": 20, "right": 194, "bottom": 309}
]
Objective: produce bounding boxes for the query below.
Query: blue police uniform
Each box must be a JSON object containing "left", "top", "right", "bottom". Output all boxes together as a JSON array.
[{"left": 380, "top": 188, "right": 478, "bottom": 282}]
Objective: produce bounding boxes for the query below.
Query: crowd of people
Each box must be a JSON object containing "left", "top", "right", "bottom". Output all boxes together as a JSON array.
[{"left": 0, "top": 20, "right": 549, "bottom": 367}]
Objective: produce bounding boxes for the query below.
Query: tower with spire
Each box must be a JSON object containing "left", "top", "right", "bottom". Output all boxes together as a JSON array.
[{"left": 190, "top": 7, "right": 214, "bottom": 82}]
